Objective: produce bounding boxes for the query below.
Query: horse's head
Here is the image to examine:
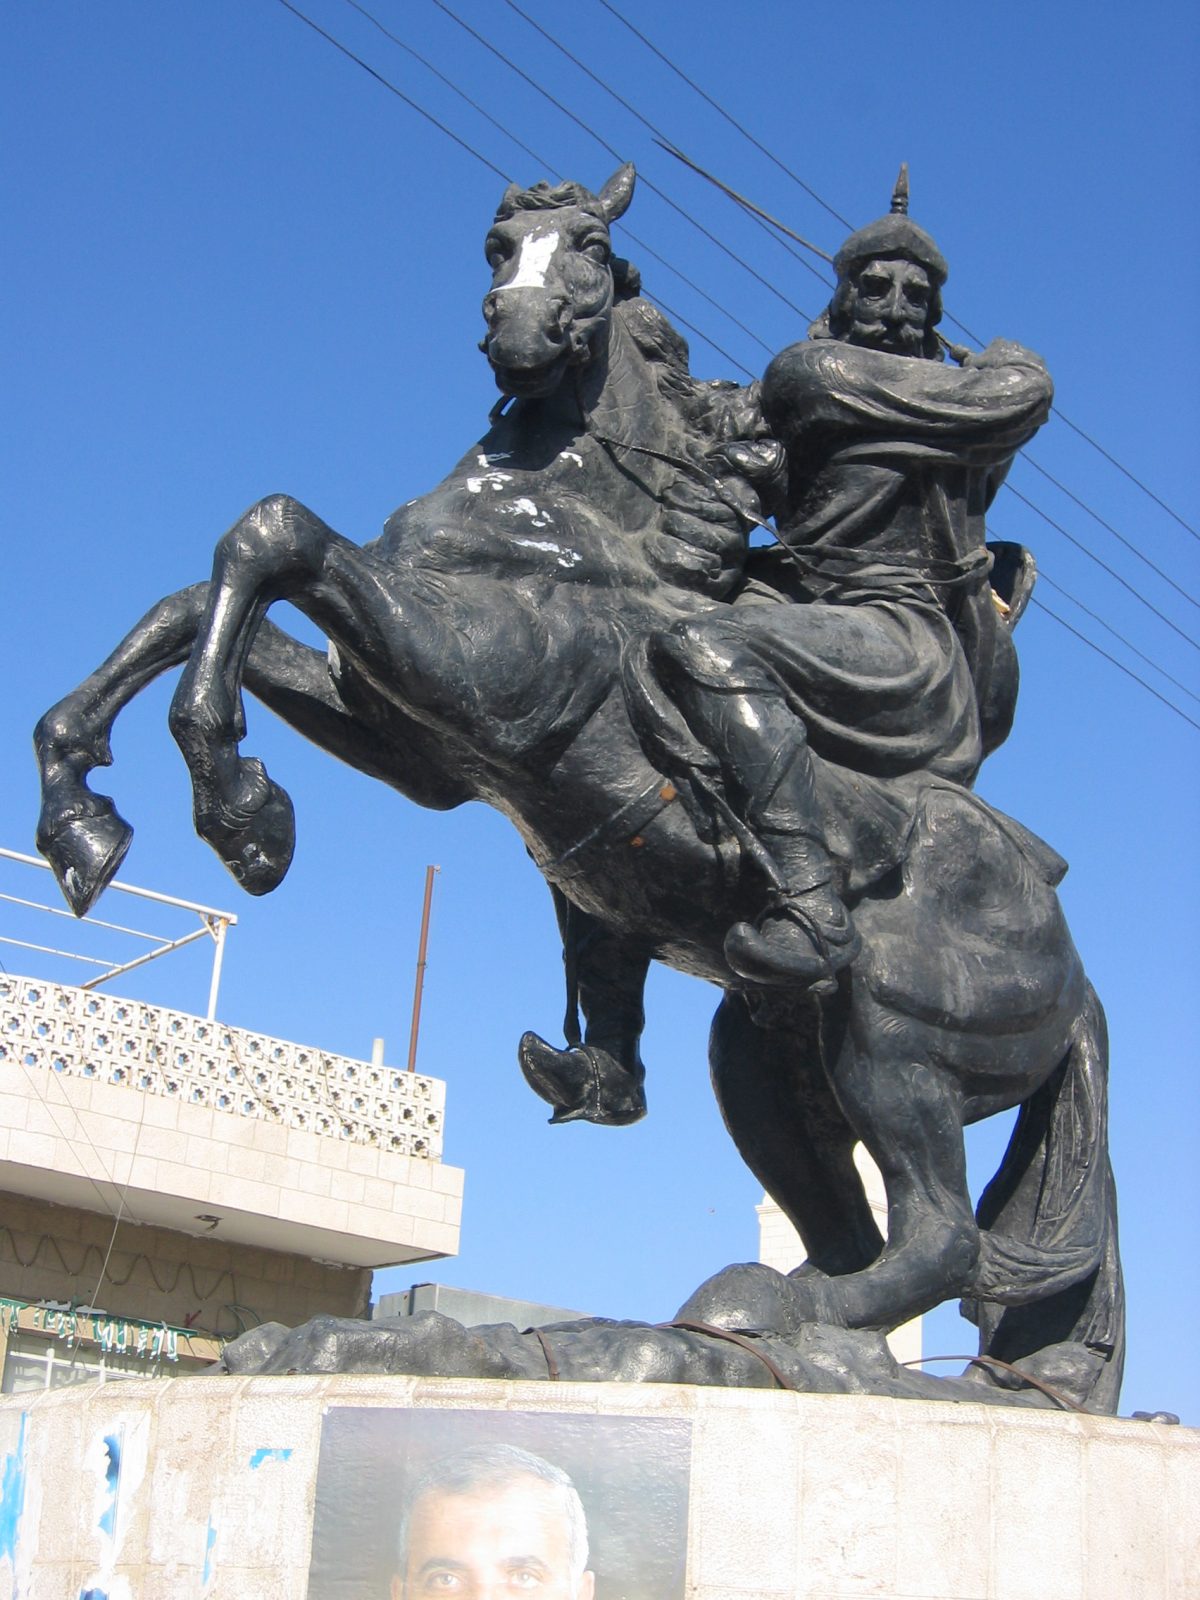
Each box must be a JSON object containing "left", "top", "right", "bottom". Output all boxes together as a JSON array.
[{"left": 481, "top": 164, "right": 635, "bottom": 399}]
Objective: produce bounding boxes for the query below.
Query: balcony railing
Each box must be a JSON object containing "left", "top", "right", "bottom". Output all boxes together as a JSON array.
[{"left": 1, "top": 972, "right": 444, "bottom": 1160}]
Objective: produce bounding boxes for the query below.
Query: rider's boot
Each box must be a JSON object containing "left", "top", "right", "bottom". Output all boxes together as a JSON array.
[
  {"left": 647, "top": 620, "right": 861, "bottom": 991},
  {"left": 724, "top": 825, "right": 860, "bottom": 991},
  {"left": 717, "top": 706, "right": 860, "bottom": 990}
]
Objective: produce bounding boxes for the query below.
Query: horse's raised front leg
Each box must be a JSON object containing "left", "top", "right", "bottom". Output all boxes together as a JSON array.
[
  {"left": 168, "top": 495, "right": 428, "bottom": 894},
  {"left": 35, "top": 584, "right": 210, "bottom": 914},
  {"left": 36, "top": 563, "right": 465, "bottom": 916}
]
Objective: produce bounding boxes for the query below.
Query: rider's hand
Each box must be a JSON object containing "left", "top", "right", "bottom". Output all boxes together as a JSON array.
[
  {"left": 646, "top": 472, "right": 749, "bottom": 600},
  {"left": 964, "top": 338, "right": 1048, "bottom": 373}
]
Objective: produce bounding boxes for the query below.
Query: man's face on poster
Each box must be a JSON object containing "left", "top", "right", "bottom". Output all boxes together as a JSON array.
[{"left": 393, "top": 1473, "right": 596, "bottom": 1600}]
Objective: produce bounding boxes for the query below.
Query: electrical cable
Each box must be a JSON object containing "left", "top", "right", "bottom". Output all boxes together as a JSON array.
[
  {"left": 270, "top": 1, "right": 1197, "bottom": 726},
  {"left": 595, "top": 0, "right": 1198, "bottom": 542},
  {"left": 340, "top": 0, "right": 776, "bottom": 357},
  {"left": 642, "top": 292, "right": 756, "bottom": 379},
  {"left": 352, "top": 0, "right": 1192, "bottom": 662},
  {"left": 274, "top": 0, "right": 513, "bottom": 182},
  {"left": 595, "top": 0, "right": 855, "bottom": 231},
  {"left": 343, "top": 0, "right": 773, "bottom": 356},
  {"left": 427, "top": 0, "right": 814, "bottom": 322},
  {"left": 1018, "top": 455, "right": 1200, "bottom": 615},
  {"left": 1034, "top": 572, "right": 1200, "bottom": 708},
  {"left": 1003, "top": 483, "right": 1198, "bottom": 654},
  {"left": 501, "top": 0, "right": 833, "bottom": 296},
  {"left": 1030, "top": 598, "right": 1200, "bottom": 733},
  {"left": 341, "top": 0, "right": 551, "bottom": 176}
]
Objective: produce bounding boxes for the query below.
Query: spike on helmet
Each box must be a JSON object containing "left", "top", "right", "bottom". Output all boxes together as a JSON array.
[{"left": 832, "top": 164, "right": 949, "bottom": 287}]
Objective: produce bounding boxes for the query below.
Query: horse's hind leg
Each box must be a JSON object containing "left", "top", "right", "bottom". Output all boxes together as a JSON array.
[
  {"left": 708, "top": 992, "right": 883, "bottom": 1275},
  {"left": 35, "top": 584, "right": 210, "bottom": 914},
  {"left": 788, "top": 1004, "right": 982, "bottom": 1332}
]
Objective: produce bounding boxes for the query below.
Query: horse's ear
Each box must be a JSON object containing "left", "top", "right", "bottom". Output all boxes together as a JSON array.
[
  {"left": 496, "top": 181, "right": 523, "bottom": 219},
  {"left": 597, "top": 163, "right": 636, "bottom": 223}
]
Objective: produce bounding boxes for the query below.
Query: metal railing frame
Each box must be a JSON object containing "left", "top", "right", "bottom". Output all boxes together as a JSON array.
[{"left": 0, "top": 847, "right": 236, "bottom": 1021}]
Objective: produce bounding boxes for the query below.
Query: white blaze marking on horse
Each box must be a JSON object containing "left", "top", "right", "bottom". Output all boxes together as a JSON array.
[
  {"left": 465, "top": 471, "right": 515, "bottom": 494},
  {"left": 503, "top": 497, "right": 554, "bottom": 528},
  {"left": 497, "top": 229, "right": 560, "bottom": 290},
  {"left": 515, "top": 537, "right": 581, "bottom": 568}
]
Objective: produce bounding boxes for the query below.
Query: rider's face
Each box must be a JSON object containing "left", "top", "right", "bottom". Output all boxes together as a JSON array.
[{"left": 845, "top": 257, "right": 932, "bottom": 357}]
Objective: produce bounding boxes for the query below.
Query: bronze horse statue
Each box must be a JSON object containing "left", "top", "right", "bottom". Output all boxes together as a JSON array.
[{"left": 33, "top": 165, "right": 1123, "bottom": 1409}]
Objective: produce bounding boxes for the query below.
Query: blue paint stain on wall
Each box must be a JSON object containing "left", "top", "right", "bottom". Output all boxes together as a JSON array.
[
  {"left": 202, "top": 1517, "right": 217, "bottom": 1586},
  {"left": 0, "top": 1414, "right": 28, "bottom": 1567},
  {"left": 96, "top": 1434, "right": 122, "bottom": 1538},
  {"left": 248, "top": 1447, "right": 292, "bottom": 1469},
  {"left": 79, "top": 1589, "right": 109, "bottom": 1599}
]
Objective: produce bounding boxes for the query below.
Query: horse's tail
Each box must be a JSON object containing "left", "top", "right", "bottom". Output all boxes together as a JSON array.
[{"left": 962, "top": 981, "right": 1125, "bottom": 1413}]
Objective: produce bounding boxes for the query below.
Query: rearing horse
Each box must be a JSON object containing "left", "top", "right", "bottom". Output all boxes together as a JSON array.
[{"left": 33, "top": 165, "right": 1123, "bottom": 1410}]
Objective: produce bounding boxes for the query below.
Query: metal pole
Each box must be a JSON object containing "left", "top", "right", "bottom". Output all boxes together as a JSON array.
[
  {"left": 206, "top": 916, "right": 230, "bottom": 1021},
  {"left": 406, "top": 866, "right": 440, "bottom": 1072}
]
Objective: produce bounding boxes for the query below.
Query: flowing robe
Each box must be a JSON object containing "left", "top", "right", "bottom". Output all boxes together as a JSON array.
[{"left": 724, "top": 337, "right": 1054, "bottom": 891}]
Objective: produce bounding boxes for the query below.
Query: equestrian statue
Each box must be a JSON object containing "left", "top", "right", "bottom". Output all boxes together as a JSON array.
[{"left": 33, "top": 163, "right": 1124, "bottom": 1411}]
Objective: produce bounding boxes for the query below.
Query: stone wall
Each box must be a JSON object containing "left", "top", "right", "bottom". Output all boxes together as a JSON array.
[
  {"left": 0, "top": 1190, "right": 370, "bottom": 1338},
  {"left": 0, "top": 1376, "right": 1194, "bottom": 1598}
]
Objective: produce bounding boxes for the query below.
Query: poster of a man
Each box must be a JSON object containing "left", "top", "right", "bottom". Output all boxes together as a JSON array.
[
  {"left": 392, "top": 1444, "right": 594, "bottom": 1599},
  {"left": 306, "top": 1408, "right": 691, "bottom": 1600}
]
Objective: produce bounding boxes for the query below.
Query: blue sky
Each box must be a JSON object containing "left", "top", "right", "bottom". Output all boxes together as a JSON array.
[{"left": 3, "top": 2, "right": 1197, "bottom": 1420}]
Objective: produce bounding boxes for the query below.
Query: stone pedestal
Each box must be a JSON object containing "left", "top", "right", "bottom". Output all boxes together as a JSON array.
[{"left": 1, "top": 1375, "right": 1194, "bottom": 1598}]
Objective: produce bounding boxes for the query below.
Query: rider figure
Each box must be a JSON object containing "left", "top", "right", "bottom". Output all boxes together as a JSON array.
[{"left": 637, "top": 169, "right": 1054, "bottom": 990}]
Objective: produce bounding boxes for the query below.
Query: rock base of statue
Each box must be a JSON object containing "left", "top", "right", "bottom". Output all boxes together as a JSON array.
[{"left": 2, "top": 1376, "right": 1192, "bottom": 1597}]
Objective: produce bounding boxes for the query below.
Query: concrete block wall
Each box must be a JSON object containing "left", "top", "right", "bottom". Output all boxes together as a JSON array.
[
  {"left": 0, "top": 1191, "right": 370, "bottom": 1337},
  {"left": 0, "top": 1377, "right": 1194, "bottom": 1598}
]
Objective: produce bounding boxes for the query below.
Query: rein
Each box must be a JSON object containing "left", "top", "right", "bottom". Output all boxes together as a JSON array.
[{"left": 572, "top": 370, "right": 987, "bottom": 595}]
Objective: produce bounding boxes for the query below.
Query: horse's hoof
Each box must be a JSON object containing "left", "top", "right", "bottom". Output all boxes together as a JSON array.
[
  {"left": 210, "top": 778, "right": 296, "bottom": 896},
  {"left": 518, "top": 1032, "right": 646, "bottom": 1126},
  {"left": 676, "top": 1262, "right": 808, "bottom": 1336},
  {"left": 37, "top": 807, "right": 133, "bottom": 918}
]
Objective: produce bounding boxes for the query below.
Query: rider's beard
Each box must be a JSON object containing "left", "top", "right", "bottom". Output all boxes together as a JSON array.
[{"left": 846, "top": 316, "right": 926, "bottom": 358}]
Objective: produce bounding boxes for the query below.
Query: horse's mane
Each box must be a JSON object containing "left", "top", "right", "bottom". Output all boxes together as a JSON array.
[
  {"left": 617, "top": 296, "right": 773, "bottom": 459},
  {"left": 494, "top": 180, "right": 606, "bottom": 221}
]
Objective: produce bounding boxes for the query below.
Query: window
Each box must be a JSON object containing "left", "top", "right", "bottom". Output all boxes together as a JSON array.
[{"left": 1, "top": 1329, "right": 208, "bottom": 1393}]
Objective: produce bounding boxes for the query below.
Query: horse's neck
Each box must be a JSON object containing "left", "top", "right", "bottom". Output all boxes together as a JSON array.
[
  {"left": 477, "top": 316, "right": 677, "bottom": 522},
  {"left": 579, "top": 315, "right": 666, "bottom": 451}
]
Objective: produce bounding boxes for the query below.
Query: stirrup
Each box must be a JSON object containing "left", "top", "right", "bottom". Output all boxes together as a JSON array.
[{"left": 724, "top": 891, "right": 860, "bottom": 993}]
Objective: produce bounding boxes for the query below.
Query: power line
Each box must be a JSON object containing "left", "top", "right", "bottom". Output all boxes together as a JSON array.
[
  {"left": 595, "top": 0, "right": 854, "bottom": 233},
  {"left": 1052, "top": 409, "right": 1199, "bottom": 544},
  {"left": 1004, "top": 483, "right": 1199, "bottom": 655},
  {"left": 274, "top": 0, "right": 512, "bottom": 182},
  {"left": 1031, "top": 598, "right": 1200, "bottom": 734},
  {"left": 273, "top": 2, "right": 1197, "bottom": 726},
  {"left": 428, "top": 0, "right": 814, "bottom": 322},
  {"left": 341, "top": 0, "right": 550, "bottom": 176},
  {"left": 1016, "top": 564, "right": 1200, "bottom": 708},
  {"left": 502, "top": 0, "right": 833, "bottom": 296},
  {"left": 422, "top": 0, "right": 1196, "bottom": 655},
  {"left": 340, "top": 0, "right": 773, "bottom": 357},
  {"left": 642, "top": 292, "right": 755, "bottom": 378},
  {"left": 1019, "top": 454, "right": 1200, "bottom": 615},
  {"left": 594, "top": 0, "right": 1199, "bottom": 545}
]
